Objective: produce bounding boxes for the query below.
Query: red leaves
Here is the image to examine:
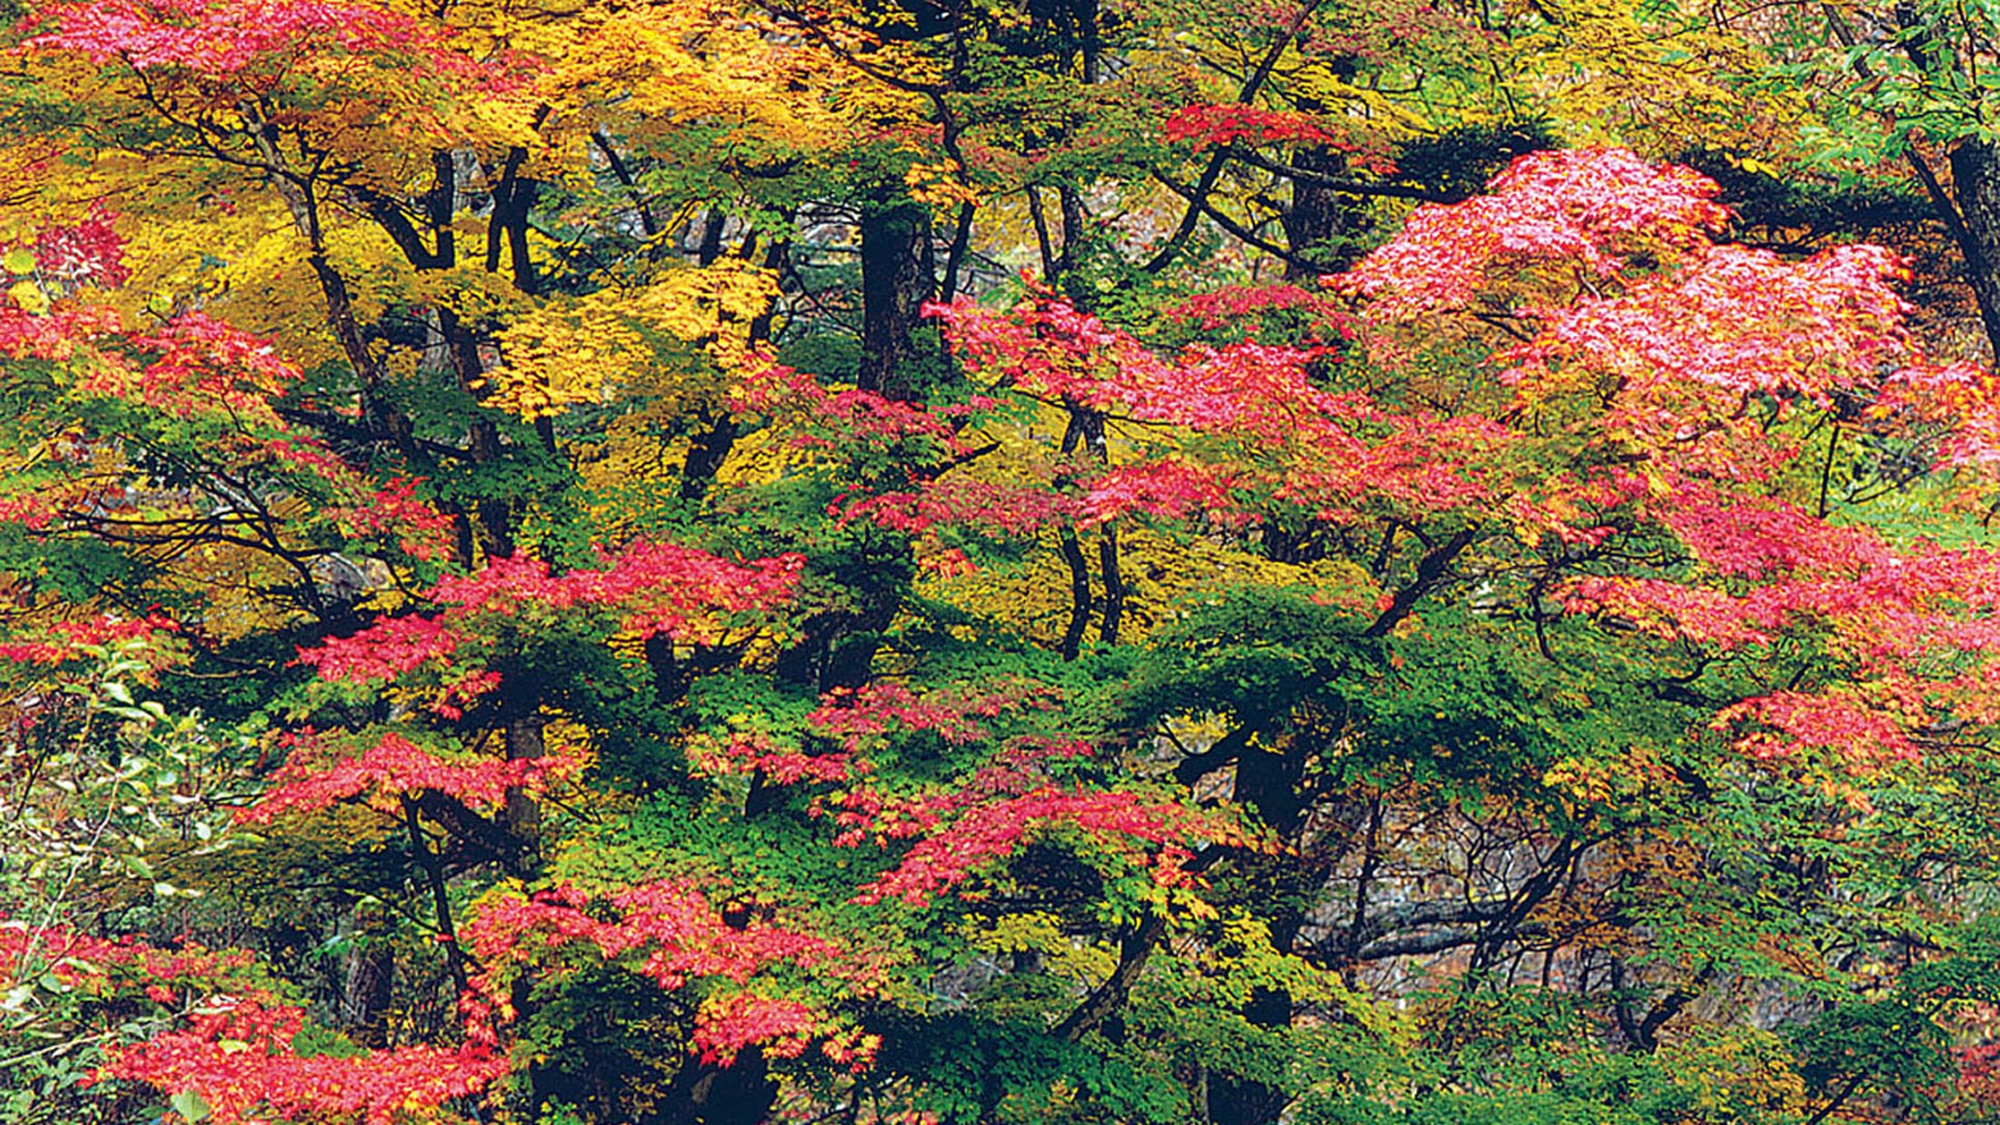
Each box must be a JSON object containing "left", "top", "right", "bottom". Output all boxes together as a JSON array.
[
  {"left": 236, "top": 730, "right": 576, "bottom": 824},
  {"left": 808, "top": 679, "right": 1057, "bottom": 752},
  {"left": 836, "top": 477, "right": 1075, "bottom": 536},
  {"left": 0, "top": 613, "right": 179, "bottom": 666},
  {"left": 463, "top": 881, "right": 835, "bottom": 991},
  {"left": 0, "top": 304, "right": 120, "bottom": 360},
  {"left": 847, "top": 786, "right": 1216, "bottom": 907},
  {"left": 690, "top": 994, "right": 819, "bottom": 1065},
  {"left": 1712, "top": 690, "right": 1919, "bottom": 765},
  {"left": 297, "top": 614, "right": 461, "bottom": 684},
  {"left": 101, "top": 999, "right": 508, "bottom": 1125},
  {"left": 426, "top": 542, "right": 803, "bottom": 639},
  {"left": 29, "top": 207, "right": 129, "bottom": 289},
  {"left": 459, "top": 881, "right": 859, "bottom": 1067},
  {"left": 296, "top": 542, "right": 804, "bottom": 687},
  {"left": 1340, "top": 147, "right": 1728, "bottom": 319},
  {"left": 1161, "top": 105, "right": 1393, "bottom": 172},
  {"left": 23, "top": 0, "right": 485, "bottom": 82},
  {"left": 68, "top": 311, "right": 299, "bottom": 424},
  {"left": 1081, "top": 459, "right": 1244, "bottom": 526},
  {"left": 690, "top": 731, "right": 856, "bottom": 786},
  {"left": 0, "top": 925, "right": 506, "bottom": 1124}
]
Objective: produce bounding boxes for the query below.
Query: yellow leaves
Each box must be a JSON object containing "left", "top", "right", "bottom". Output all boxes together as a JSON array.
[
  {"left": 1499, "top": 0, "right": 1780, "bottom": 150},
  {"left": 511, "top": 0, "right": 852, "bottom": 150},
  {"left": 7, "top": 282, "right": 48, "bottom": 314},
  {"left": 484, "top": 260, "right": 779, "bottom": 420},
  {"left": 960, "top": 912, "right": 1119, "bottom": 983},
  {"left": 1656, "top": 1026, "right": 1810, "bottom": 1118},
  {"left": 1290, "top": 62, "right": 1429, "bottom": 141},
  {"left": 905, "top": 160, "right": 979, "bottom": 211}
]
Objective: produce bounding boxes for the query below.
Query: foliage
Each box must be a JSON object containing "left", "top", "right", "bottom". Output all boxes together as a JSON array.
[{"left": 3, "top": 0, "right": 2000, "bottom": 1122}]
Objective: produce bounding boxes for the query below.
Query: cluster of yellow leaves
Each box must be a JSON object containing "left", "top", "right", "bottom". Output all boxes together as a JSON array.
[
  {"left": 485, "top": 260, "right": 779, "bottom": 420},
  {"left": 1656, "top": 1025, "right": 1811, "bottom": 1117},
  {"left": 961, "top": 912, "right": 1119, "bottom": 984},
  {"left": 919, "top": 526, "right": 1376, "bottom": 647},
  {"left": 493, "top": 0, "right": 860, "bottom": 151},
  {"left": 1499, "top": 0, "right": 1801, "bottom": 151}
]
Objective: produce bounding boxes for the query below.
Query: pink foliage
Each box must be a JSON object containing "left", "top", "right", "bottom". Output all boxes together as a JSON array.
[
  {"left": 459, "top": 880, "right": 857, "bottom": 1067},
  {"left": 1338, "top": 147, "right": 1728, "bottom": 318},
  {"left": 808, "top": 679, "right": 1057, "bottom": 752},
  {"left": 22, "top": 0, "right": 501, "bottom": 86},
  {"left": 1711, "top": 690, "right": 1919, "bottom": 764},
  {"left": 296, "top": 542, "right": 804, "bottom": 687}
]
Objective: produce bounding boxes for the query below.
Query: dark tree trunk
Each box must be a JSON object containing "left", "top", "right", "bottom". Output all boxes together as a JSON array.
[
  {"left": 1946, "top": 139, "right": 2000, "bottom": 359},
  {"left": 859, "top": 198, "right": 934, "bottom": 401},
  {"left": 1279, "top": 145, "right": 1357, "bottom": 281}
]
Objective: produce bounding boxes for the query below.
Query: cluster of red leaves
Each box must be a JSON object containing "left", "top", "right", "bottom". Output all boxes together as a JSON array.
[
  {"left": 689, "top": 993, "right": 822, "bottom": 1065},
  {"left": 931, "top": 289, "right": 1336, "bottom": 439},
  {"left": 822, "top": 736, "right": 1094, "bottom": 846},
  {"left": 21, "top": 0, "right": 505, "bottom": 87},
  {"left": 264, "top": 440, "right": 457, "bottom": 560},
  {"left": 296, "top": 613, "right": 461, "bottom": 683},
  {"left": 60, "top": 311, "right": 299, "bottom": 424},
  {"left": 299, "top": 542, "right": 804, "bottom": 686},
  {"left": 236, "top": 729, "right": 580, "bottom": 825},
  {"left": 0, "top": 922, "right": 253, "bottom": 988},
  {"left": 689, "top": 730, "right": 858, "bottom": 786},
  {"left": 1337, "top": 146, "right": 1728, "bottom": 319},
  {"left": 808, "top": 678, "right": 1058, "bottom": 752},
  {"left": 0, "top": 303, "right": 119, "bottom": 360},
  {"left": 24, "top": 207, "right": 129, "bottom": 288},
  {"left": 0, "top": 925, "right": 505, "bottom": 1124},
  {"left": 0, "top": 300, "right": 455, "bottom": 558},
  {"left": 733, "top": 349, "right": 967, "bottom": 454},
  {"left": 1711, "top": 690, "right": 1920, "bottom": 765},
  {"left": 1559, "top": 530, "right": 2000, "bottom": 763},
  {"left": 1161, "top": 104, "right": 1394, "bottom": 172},
  {"left": 836, "top": 476, "right": 1076, "bottom": 536},
  {"left": 1961, "top": 1043, "right": 2000, "bottom": 1104},
  {"left": 933, "top": 289, "right": 1514, "bottom": 528},
  {"left": 1320, "top": 147, "right": 2000, "bottom": 769},
  {"left": 1499, "top": 246, "right": 1915, "bottom": 472},
  {"left": 429, "top": 542, "right": 803, "bottom": 637},
  {"left": 1081, "top": 460, "right": 1246, "bottom": 526},
  {"left": 460, "top": 881, "right": 861, "bottom": 1065},
  {"left": 846, "top": 785, "right": 1223, "bottom": 906},
  {"left": 100, "top": 999, "right": 507, "bottom": 1125},
  {"left": 1164, "top": 283, "right": 1355, "bottom": 342}
]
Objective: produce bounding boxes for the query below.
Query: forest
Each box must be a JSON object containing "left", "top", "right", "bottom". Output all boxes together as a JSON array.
[{"left": 10, "top": 0, "right": 2000, "bottom": 1121}]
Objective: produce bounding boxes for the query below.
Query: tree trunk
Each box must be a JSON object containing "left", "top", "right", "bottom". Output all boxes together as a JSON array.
[
  {"left": 1946, "top": 139, "right": 2000, "bottom": 360},
  {"left": 859, "top": 198, "right": 933, "bottom": 401}
]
